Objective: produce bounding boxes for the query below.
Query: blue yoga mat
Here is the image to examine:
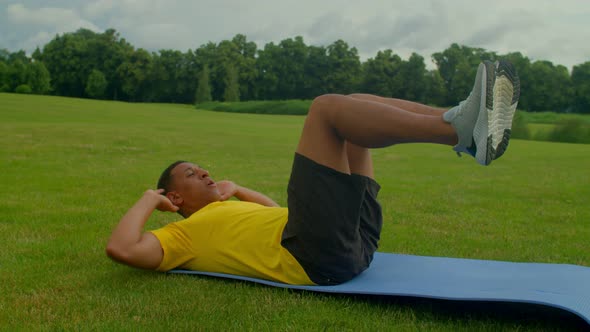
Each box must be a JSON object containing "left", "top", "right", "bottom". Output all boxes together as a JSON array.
[{"left": 169, "top": 252, "right": 590, "bottom": 324}]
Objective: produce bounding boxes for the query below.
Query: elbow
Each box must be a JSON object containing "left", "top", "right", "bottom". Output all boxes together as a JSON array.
[
  {"left": 105, "top": 234, "right": 162, "bottom": 270},
  {"left": 105, "top": 242, "right": 129, "bottom": 263},
  {"left": 105, "top": 243, "right": 116, "bottom": 259}
]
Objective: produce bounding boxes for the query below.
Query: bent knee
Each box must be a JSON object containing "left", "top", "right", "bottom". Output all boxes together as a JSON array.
[
  {"left": 311, "top": 93, "right": 344, "bottom": 106},
  {"left": 346, "top": 93, "right": 366, "bottom": 99},
  {"left": 308, "top": 94, "right": 345, "bottom": 118}
]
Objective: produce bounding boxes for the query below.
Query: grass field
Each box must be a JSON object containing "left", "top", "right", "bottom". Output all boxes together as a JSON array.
[{"left": 1, "top": 93, "right": 589, "bottom": 330}]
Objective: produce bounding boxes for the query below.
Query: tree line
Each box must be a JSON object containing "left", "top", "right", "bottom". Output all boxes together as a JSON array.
[{"left": 1, "top": 28, "right": 589, "bottom": 113}]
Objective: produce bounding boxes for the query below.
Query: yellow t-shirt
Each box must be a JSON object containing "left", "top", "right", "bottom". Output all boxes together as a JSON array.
[{"left": 150, "top": 201, "right": 314, "bottom": 285}]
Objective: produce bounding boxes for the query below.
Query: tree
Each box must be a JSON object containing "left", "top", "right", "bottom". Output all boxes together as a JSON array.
[
  {"left": 15, "top": 84, "right": 32, "bottom": 94},
  {"left": 527, "top": 61, "right": 573, "bottom": 112},
  {"left": 195, "top": 64, "right": 212, "bottom": 103},
  {"left": 398, "top": 53, "right": 427, "bottom": 102},
  {"left": 205, "top": 36, "right": 257, "bottom": 102},
  {"left": 231, "top": 34, "right": 258, "bottom": 101},
  {"left": 87, "top": 28, "right": 133, "bottom": 100},
  {"left": 0, "top": 61, "right": 10, "bottom": 92},
  {"left": 7, "top": 28, "right": 589, "bottom": 111},
  {"left": 8, "top": 50, "right": 28, "bottom": 64},
  {"left": 0, "top": 49, "right": 9, "bottom": 62},
  {"left": 32, "top": 47, "right": 42, "bottom": 62},
  {"left": 192, "top": 36, "right": 256, "bottom": 102},
  {"left": 256, "top": 37, "right": 308, "bottom": 100},
  {"left": 179, "top": 50, "right": 200, "bottom": 103},
  {"left": 85, "top": 69, "right": 108, "bottom": 99},
  {"left": 8, "top": 59, "right": 28, "bottom": 92},
  {"left": 223, "top": 64, "right": 240, "bottom": 102},
  {"left": 148, "top": 50, "right": 178, "bottom": 102},
  {"left": 432, "top": 44, "right": 496, "bottom": 104},
  {"left": 28, "top": 61, "right": 51, "bottom": 94},
  {"left": 361, "top": 50, "right": 403, "bottom": 97},
  {"left": 255, "top": 42, "right": 280, "bottom": 100},
  {"left": 424, "top": 69, "right": 447, "bottom": 106},
  {"left": 302, "top": 45, "right": 329, "bottom": 98},
  {"left": 117, "top": 48, "right": 152, "bottom": 101},
  {"left": 195, "top": 42, "right": 222, "bottom": 100},
  {"left": 146, "top": 49, "right": 199, "bottom": 103},
  {"left": 571, "top": 61, "right": 590, "bottom": 113},
  {"left": 41, "top": 28, "right": 132, "bottom": 99},
  {"left": 41, "top": 31, "right": 91, "bottom": 97},
  {"left": 501, "top": 52, "right": 532, "bottom": 111},
  {"left": 324, "top": 40, "right": 362, "bottom": 94},
  {"left": 448, "top": 59, "right": 475, "bottom": 104}
]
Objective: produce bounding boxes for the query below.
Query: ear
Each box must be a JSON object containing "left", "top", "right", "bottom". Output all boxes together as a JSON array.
[{"left": 166, "top": 191, "right": 183, "bottom": 206}]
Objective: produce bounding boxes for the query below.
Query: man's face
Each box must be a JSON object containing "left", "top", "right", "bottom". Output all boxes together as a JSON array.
[{"left": 168, "top": 162, "right": 221, "bottom": 213}]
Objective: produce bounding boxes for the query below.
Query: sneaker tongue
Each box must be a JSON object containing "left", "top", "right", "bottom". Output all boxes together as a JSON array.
[{"left": 442, "top": 105, "right": 460, "bottom": 123}]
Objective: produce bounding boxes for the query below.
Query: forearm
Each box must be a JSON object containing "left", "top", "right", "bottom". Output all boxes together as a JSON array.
[
  {"left": 234, "top": 185, "right": 279, "bottom": 207},
  {"left": 107, "top": 193, "right": 157, "bottom": 253}
]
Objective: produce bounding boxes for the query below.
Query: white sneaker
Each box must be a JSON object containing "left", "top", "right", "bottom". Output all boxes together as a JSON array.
[
  {"left": 443, "top": 60, "right": 520, "bottom": 165},
  {"left": 489, "top": 60, "right": 520, "bottom": 161}
]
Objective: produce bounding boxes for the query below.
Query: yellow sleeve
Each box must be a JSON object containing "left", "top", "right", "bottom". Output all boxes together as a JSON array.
[{"left": 149, "top": 223, "right": 194, "bottom": 272}]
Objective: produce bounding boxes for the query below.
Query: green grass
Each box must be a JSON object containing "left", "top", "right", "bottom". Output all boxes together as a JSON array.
[
  {"left": 528, "top": 123, "right": 555, "bottom": 139},
  {"left": 1, "top": 93, "right": 589, "bottom": 330},
  {"left": 197, "top": 100, "right": 313, "bottom": 115},
  {"left": 520, "top": 111, "right": 590, "bottom": 125}
]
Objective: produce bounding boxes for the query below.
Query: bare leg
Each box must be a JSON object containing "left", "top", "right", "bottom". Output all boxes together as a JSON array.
[
  {"left": 346, "top": 142, "right": 374, "bottom": 179},
  {"left": 345, "top": 94, "right": 446, "bottom": 179},
  {"left": 348, "top": 93, "right": 447, "bottom": 116},
  {"left": 296, "top": 94, "right": 458, "bottom": 174}
]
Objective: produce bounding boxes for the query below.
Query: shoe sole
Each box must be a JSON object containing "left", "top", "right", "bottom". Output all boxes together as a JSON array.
[
  {"left": 473, "top": 60, "right": 520, "bottom": 165},
  {"left": 490, "top": 60, "right": 520, "bottom": 160},
  {"left": 473, "top": 61, "right": 495, "bottom": 165}
]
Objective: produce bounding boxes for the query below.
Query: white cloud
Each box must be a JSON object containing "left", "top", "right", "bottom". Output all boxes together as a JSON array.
[
  {"left": 84, "top": 0, "right": 115, "bottom": 18},
  {"left": 1, "top": 0, "right": 589, "bottom": 69},
  {"left": 131, "top": 23, "right": 196, "bottom": 50},
  {"left": 19, "top": 30, "right": 52, "bottom": 50},
  {"left": 4, "top": 3, "right": 101, "bottom": 51},
  {"left": 7, "top": 4, "right": 99, "bottom": 31}
]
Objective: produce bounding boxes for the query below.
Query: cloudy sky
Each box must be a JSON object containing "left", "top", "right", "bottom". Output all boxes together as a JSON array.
[{"left": 1, "top": 0, "right": 589, "bottom": 69}]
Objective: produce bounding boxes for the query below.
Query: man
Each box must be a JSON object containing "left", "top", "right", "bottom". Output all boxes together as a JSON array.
[{"left": 106, "top": 60, "right": 520, "bottom": 285}]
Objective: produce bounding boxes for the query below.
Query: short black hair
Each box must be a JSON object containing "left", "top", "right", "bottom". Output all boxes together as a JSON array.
[{"left": 157, "top": 160, "right": 188, "bottom": 193}]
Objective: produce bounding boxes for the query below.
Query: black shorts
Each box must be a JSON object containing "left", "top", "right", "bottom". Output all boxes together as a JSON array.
[{"left": 281, "top": 153, "right": 383, "bottom": 285}]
